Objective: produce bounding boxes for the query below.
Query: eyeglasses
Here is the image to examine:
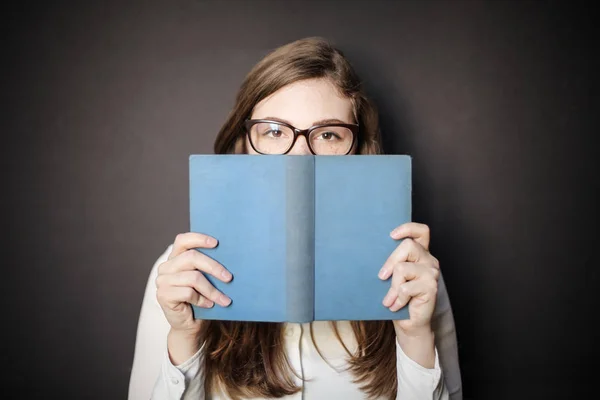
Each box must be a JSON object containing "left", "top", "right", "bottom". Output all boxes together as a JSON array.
[{"left": 244, "top": 119, "right": 359, "bottom": 155}]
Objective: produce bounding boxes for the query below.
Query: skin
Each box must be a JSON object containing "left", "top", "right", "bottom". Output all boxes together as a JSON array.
[{"left": 157, "top": 78, "right": 440, "bottom": 370}]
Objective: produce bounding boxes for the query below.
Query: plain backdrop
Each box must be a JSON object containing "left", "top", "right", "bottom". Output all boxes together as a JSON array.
[{"left": 2, "top": 0, "right": 597, "bottom": 399}]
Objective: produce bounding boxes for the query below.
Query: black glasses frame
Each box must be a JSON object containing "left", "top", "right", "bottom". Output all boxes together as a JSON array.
[{"left": 244, "top": 119, "right": 359, "bottom": 155}]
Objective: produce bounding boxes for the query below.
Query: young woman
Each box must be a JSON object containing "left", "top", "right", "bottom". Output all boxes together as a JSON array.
[{"left": 129, "top": 37, "right": 462, "bottom": 400}]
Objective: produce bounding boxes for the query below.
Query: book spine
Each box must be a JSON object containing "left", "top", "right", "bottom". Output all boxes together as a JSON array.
[{"left": 285, "top": 156, "right": 315, "bottom": 323}]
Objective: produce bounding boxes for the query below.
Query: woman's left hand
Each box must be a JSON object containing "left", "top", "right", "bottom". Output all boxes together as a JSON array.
[{"left": 378, "top": 222, "right": 440, "bottom": 337}]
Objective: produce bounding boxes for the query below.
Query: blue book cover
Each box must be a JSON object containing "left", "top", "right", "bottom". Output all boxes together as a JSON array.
[{"left": 189, "top": 154, "right": 411, "bottom": 323}]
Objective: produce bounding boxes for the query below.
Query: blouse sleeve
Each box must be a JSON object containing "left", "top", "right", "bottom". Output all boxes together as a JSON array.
[{"left": 395, "top": 339, "right": 448, "bottom": 400}]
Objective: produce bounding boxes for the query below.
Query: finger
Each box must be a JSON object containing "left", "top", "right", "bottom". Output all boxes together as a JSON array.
[
  {"left": 390, "top": 254, "right": 440, "bottom": 280},
  {"left": 160, "top": 249, "right": 232, "bottom": 282},
  {"left": 382, "top": 262, "right": 420, "bottom": 306},
  {"left": 379, "top": 239, "right": 426, "bottom": 280},
  {"left": 390, "top": 223, "right": 430, "bottom": 250},
  {"left": 169, "top": 232, "right": 218, "bottom": 260},
  {"left": 157, "top": 286, "right": 214, "bottom": 310},
  {"left": 389, "top": 280, "right": 416, "bottom": 312},
  {"left": 158, "top": 270, "right": 231, "bottom": 307},
  {"left": 389, "top": 279, "right": 437, "bottom": 312},
  {"left": 382, "top": 286, "right": 398, "bottom": 308}
]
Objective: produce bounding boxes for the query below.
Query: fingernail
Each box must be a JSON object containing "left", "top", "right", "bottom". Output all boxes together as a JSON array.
[
  {"left": 390, "top": 298, "right": 402, "bottom": 312},
  {"left": 206, "top": 237, "right": 217, "bottom": 246},
  {"left": 219, "top": 294, "right": 232, "bottom": 307},
  {"left": 221, "top": 270, "right": 232, "bottom": 281},
  {"left": 199, "top": 297, "right": 214, "bottom": 308},
  {"left": 390, "top": 228, "right": 398, "bottom": 238},
  {"left": 382, "top": 292, "right": 395, "bottom": 307},
  {"left": 378, "top": 267, "right": 387, "bottom": 279}
]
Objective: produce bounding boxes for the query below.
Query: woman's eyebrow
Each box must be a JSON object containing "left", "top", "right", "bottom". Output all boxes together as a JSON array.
[
  {"left": 312, "top": 118, "right": 350, "bottom": 125},
  {"left": 261, "top": 116, "right": 293, "bottom": 125},
  {"left": 261, "top": 116, "right": 352, "bottom": 126}
]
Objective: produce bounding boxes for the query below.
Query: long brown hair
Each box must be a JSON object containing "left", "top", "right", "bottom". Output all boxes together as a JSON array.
[{"left": 202, "top": 37, "right": 397, "bottom": 399}]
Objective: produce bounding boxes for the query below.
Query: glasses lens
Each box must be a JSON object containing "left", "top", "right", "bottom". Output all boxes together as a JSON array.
[
  {"left": 309, "top": 126, "right": 354, "bottom": 155},
  {"left": 249, "top": 122, "right": 294, "bottom": 154}
]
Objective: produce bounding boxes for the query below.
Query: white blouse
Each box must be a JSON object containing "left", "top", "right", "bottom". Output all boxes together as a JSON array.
[{"left": 128, "top": 245, "right": 463, "bottom": 400}]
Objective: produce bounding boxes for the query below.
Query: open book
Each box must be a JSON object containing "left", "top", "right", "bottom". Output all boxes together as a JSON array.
[{"left": 189, "top": 154, "right": 411, "bottom": 323}]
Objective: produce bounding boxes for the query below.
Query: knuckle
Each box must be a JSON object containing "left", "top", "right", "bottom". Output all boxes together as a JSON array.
[
  {"left": 183, "top": 249, "right": 197, "bottom": 263},
  {"left": 174, "top": 232, "right": 187, "bottom": 244},
  {"left": 398, "top": 285, "right": 408, "bottom": 297},
  {"left": 393, "top": 262, "right": 405, "bottom": 274},
  {"left": 207, "top": 287, "right": 220, "bottom": 302},
  {"left": 423, "top": 224, "right": 430, "bottom": 235},
  {"left": 193, "top": 270, "right": 205, "bottom": 286},
  {"left": 156, "top": 289, "right": 166, "bottom": 305},
  {"left": 155, "top": 274, "right": 165, "bottom": 289},
  {"left": 157, "top": 261, "right": 168, "bottom": 275},
  {"left": 184, "top": 287, "right": 195, "bottom": 302},
  {"left": 204, "top": 262, "right": 215, "bottom": 277},
  {"left": 431, "top": 266, "right": 441, "bottom": 280}
]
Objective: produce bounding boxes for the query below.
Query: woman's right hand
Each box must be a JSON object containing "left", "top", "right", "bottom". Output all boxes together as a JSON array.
[{"left": 156, "top": 232, "right": 233, "bottom": 336}]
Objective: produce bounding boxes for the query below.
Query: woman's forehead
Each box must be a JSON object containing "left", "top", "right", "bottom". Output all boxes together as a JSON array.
[{"left": 251, "top": 78, "right": 354, "bottom": 128}]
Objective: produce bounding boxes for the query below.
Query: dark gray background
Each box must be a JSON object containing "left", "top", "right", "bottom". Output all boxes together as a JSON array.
[{"left": 3, "top": 0, "right": 597, "bottom": 399}]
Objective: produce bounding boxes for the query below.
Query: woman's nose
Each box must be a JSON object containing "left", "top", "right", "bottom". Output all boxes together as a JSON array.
[{"left": 287, "top": 135, "right": 312, "bottom": 155}]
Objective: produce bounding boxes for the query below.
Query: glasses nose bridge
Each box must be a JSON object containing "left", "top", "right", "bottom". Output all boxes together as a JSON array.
[
  {"left": 293, "top": 127, "right": 312, "bottom": 139},
  {"left": 288, "top": 127, "right": 314, "bottom": 154}
]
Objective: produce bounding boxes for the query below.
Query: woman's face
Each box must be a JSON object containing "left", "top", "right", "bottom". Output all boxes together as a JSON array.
[{"left": 246, "top": 78, "right": 356, "bottom": 155}]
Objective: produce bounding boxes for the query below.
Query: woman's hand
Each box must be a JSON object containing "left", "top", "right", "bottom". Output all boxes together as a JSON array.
[
  {"left": 156, "top": 233, "right": 233, "bottom": 363},
  {"left": 378, "top": 222, "right": 440, "bottom": 367}
]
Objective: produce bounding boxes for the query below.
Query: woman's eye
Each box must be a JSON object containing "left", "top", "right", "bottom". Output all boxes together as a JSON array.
[
  {"left": 267, "top": 130, "right": 283, "bottom": 138},
  {"left": 320, "top": 132, "right": 337, "bottom": 140}
]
